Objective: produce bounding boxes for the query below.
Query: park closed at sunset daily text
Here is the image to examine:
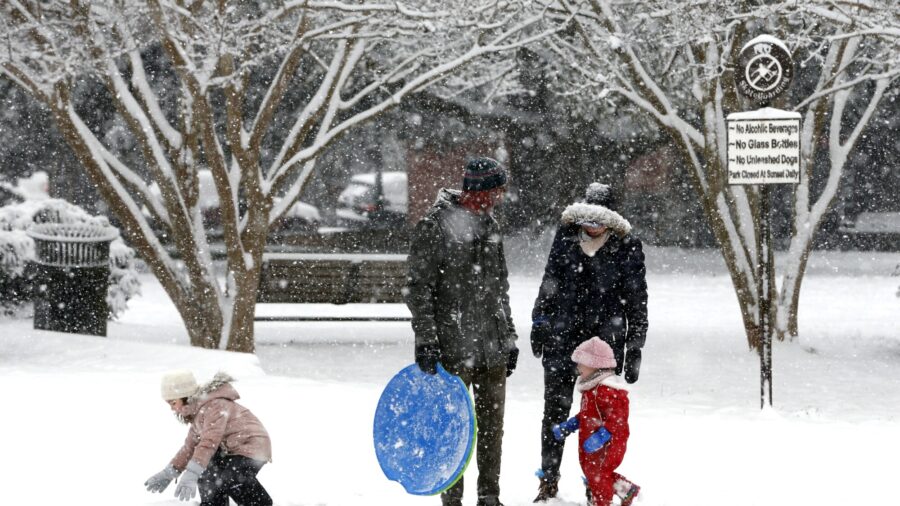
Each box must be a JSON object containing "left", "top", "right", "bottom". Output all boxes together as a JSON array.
[{"left": 727, "top": 110, "right": 802, "bottom": 185}]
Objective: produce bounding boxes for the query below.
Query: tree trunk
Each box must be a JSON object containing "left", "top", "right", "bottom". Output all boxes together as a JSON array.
[
  {"left": 180, "top": 285, "right": 225, "bottom": 349},
  {"left": 50, "top": 93, "right": 229, "bottom": 349},
  {"left": 226, "top": 248, "right": 265, "bottom": 353},
  {"left": 737, "top": 286, "right": 762, "bottom": 350},
  {"left": 666, "top": 125, "right": 762, "bottom": 349},
  {"left": 227, "top": 270, "right": 261, "bottom": 353},
  {"left": 223, "top": 197, "right": 270, "bottom": 353},
  {"left": 777, "top": 227, "right": 815, "bottom": 341}
]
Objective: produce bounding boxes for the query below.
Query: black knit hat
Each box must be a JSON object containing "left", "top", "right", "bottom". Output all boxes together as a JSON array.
[
  {"left": 585, "top": 182, "right": 613, "bottom": 207},
  {"left": 462, "top": 157, "right": 507, "bottom": 192}
]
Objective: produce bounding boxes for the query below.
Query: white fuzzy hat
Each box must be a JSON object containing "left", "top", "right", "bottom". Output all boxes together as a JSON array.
[{"left": 160, "top": 370, "right": 199, "bottom": 401}]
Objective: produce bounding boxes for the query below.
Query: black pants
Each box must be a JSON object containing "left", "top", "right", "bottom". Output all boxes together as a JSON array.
[
  {"left": 441, "top": 366, "right": 507, "bottom": 506},
  {"left": 539, "top": 364, "right": 578, "bottom": 482},
  {"left": 198, "top": 451, "right": 273, "bottom": 506}
]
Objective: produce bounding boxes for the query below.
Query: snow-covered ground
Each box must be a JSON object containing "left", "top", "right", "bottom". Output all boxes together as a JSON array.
[{"left": 1, "top": 246, "right": 898, "bottom": 506}]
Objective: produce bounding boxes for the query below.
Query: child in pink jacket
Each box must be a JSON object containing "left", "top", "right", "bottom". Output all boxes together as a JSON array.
[
  {"left": 144, "top": 371, "right": 273, "bottom": 505},
  {"left": 555, "top": 337, "right": 640, "bottom": 505}
]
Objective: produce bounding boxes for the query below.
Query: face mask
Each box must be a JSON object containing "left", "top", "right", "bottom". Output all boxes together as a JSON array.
[
  {"left": 460, "top": 189, "right": 503, "bottom": 214},
  {"left": 579, "top": 229, "right": 611, "bottom": 257}
]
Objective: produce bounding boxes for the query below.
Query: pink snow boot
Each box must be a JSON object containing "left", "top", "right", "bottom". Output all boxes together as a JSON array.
[{"left": 614, "top": 478, "right": 640, "bottom": 506}]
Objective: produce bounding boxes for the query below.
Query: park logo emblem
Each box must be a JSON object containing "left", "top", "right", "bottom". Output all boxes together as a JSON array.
[{"left": 736, "top": 35, "right": 795, "bottom": 106}]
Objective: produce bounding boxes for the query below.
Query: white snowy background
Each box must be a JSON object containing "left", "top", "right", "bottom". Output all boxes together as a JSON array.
[{"left": 1, "top": 243, "right": 898, "bottom": 506}]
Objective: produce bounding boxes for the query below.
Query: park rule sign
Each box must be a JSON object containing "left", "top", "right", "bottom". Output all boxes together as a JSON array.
[{"left": 726, "top": 108, "right": 801, "bottom": 185}]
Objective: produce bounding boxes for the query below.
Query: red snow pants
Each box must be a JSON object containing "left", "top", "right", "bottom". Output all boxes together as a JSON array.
[
  {"left": 578, "top": 381, "right": 633, "bottom": 505},
  {"left": 579, "top": 437, "right": 629, "bottom": 506}
]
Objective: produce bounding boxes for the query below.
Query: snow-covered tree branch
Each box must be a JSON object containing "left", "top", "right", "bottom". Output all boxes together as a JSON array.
[
  {"left": 0, "top": 0, "right": 563, "bottom": 352},
  {"left": 540, "top": 0, "right": 900, "bottom": 348}
]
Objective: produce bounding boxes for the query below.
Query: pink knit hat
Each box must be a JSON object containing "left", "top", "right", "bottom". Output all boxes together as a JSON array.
[{"left": 571, "top": 337, "right": 617, "bottom": 369}]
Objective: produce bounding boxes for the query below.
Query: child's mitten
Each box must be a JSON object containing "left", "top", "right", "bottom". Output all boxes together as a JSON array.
[
  {"left": 551, "top": 416, "right": 580, "bottom": 441},
  {"left": 583, "top": 427, "right": 612, "bottom": 453}
]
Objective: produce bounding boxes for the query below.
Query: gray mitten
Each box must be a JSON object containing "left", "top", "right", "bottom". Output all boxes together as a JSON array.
[
  {"left": 174, "top": 460, "right": 204, "bottom": 501},
  {"left": 144, "top": 464, "right": 179, "bottom": 493}
]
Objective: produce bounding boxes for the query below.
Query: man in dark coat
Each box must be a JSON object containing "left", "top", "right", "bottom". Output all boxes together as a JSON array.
[
  {"left": 530, "top": 182, "right": 648, "bottom": 502},
  {"left": 406, "top": 157, "right": 519, "bottom": 506}
]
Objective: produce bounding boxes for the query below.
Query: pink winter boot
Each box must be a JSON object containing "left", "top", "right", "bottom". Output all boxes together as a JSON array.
[{"left": 614, "top": 478, "right": 640, "bottom": 506}]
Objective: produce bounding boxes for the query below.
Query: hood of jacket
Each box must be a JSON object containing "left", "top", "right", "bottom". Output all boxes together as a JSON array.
[
  {"left": 179, "top": 372, "right": 239, "bottom": 421},
  {"left": 561, "top": 202, "right": 632, "bottom": 237},
  {"left": 424, "top": 188, "right": 467, "bottom": 217},
  {"left": 434, "top": 187, "right": 462, "bottom": 208},
  {"left": 427, "top": 187, "right": 499, "bottom": 239}
]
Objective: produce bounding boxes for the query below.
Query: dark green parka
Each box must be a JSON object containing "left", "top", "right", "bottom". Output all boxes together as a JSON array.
[{"left": 405, "top": 189, "right": 518, "bottom": 373}]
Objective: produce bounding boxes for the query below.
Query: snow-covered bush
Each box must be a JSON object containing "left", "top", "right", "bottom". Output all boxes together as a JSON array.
[
  {"left": 108, "top": 241, "right": 141, "bottom": 318},
  {"left": 0, "top": 230, "right": 34, "bottom": 312},
  {"left": 0, "top": 199, "right": 141, "bottom": 318}
]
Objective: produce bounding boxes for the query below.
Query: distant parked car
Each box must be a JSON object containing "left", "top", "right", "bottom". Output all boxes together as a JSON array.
[
  {"left": 838, "top": 211, "right": 900, "bottom": 251},
  {"left": 336, "top": 171, "right": 408, "bottom": 228}
]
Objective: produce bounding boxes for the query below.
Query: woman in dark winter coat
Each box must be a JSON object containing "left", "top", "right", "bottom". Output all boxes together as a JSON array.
[
  {"left": 531, "top": 183, "right": 648, "bottom": 502},
  {"left": 144, "top": 371, "right": 273, "bottom": 506}
]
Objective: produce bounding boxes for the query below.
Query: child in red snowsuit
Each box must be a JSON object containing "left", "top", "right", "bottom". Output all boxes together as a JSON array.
[{"left": 561, "top": 336, "right": 640, "bottom": 506}]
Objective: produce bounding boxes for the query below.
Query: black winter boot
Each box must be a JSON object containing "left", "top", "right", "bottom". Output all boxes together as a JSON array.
[{"left": 533, "top": 475, "right": 559, "bottom": 502}]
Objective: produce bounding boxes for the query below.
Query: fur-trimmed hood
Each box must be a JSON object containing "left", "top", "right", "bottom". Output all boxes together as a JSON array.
[
  {"left": 561, "top": 202, "right": 632, "bottom": 237},
  {"left": 189, "top": 371, "right": 238, "bottom": 404},
  {"left": 178, "top": 372, "right": 238, "bottom": 422}
]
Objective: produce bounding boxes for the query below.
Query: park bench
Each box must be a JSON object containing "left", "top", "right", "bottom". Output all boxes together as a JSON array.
[{"left": 255, "top": 251, "right": 411, "bottom": 322}]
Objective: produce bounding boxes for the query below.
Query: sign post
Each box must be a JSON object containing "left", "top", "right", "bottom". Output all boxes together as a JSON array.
[{"left": 729, "top": 35, "right": 798, "bottom": 409}]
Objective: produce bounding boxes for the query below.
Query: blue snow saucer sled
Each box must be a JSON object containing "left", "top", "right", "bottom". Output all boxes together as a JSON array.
[{"left": 373, "top": 363, "right": 476, "bottom": 496}]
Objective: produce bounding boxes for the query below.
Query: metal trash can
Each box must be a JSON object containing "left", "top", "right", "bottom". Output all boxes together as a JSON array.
[{"left": 27, "top": 223, "right": 118, "bottom": 336}]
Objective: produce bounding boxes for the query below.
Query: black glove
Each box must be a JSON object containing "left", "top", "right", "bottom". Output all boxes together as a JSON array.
[
  {"left": 415, "top": 343, "right": 441, "bottom": 375},
  {"left": 506, "top": 346, "right": 519, "bottom": 377},
  {"left": 624, "top": 347, "right": 641, "bottom": 384},
  {"left": 530, "top": 320, "right": 551, "bottom": 358}
]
